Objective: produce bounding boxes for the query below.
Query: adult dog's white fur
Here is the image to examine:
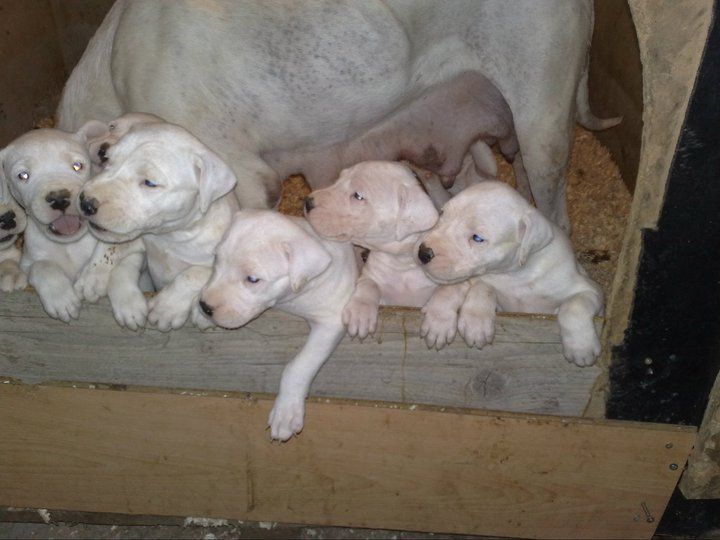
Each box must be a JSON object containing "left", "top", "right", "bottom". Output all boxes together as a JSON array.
[
  {"left": 417, "top": 181, "right": 603, "bottom": 366},
  {"left": 0, "top": 196, "right": 27, "bottom": 292},
  {"left": 306, "top": 161, "right": 465, "bottom": 349},
  {"left": 200, "top": 210, "right": 357, "bottom": 441},
  {"left": 0, "top": 128, "right": 146, "bottom": 326},
  {"left": 79, "top": 122, "right": 238, "bottom": 331}
]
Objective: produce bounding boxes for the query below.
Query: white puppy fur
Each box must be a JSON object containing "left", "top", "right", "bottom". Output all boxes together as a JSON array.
[
  {"left": 83, "top": 112, "right": 165, "bottom": 167},
  {"left": 306, "top": 161, "right": 466, "bottom": 349},
  {"left": 79, "top": 122, "right": 238, "bottom": 331},
  {"left": 200, "top": 210, "right": 357, "bottom": 441},
  {"left": 0, "top": 128, "right": 146, "bottom": 325},
  {"left": 0, "top": 196, "right": 28, "bottom": 292},
  {"left": 417, "top": 181, "right": 604, "bottom": 366}
]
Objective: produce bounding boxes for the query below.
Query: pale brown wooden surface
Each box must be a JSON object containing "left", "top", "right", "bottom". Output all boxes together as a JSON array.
[
  {"left": 0, "top": 383, "right": 694, "bottom": 539},
  {"left": 0, "top": 290, "right": 602, "bottom": 416}
]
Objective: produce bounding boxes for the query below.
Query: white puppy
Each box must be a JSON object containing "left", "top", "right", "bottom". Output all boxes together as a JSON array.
[
  {"left": 199, "top": 210, "right": 357, "bottom": 441},
  {"left": 0, "top": 128, "right": 146, "bottom": 325},
  {"left": 84, "top": 112, "right": 165, "bottom": 167},
  {"left": 79, "top": 122, "right": 238, "bottom": 331},
  {"left": 416, "top": 181, "right": 603, "bottom": 366},
  {"left": 305, "top": 161, "right": 466, "bottom": 349},
  {"left": 0, "top": 196, "right": 28, "bottom": 292}
]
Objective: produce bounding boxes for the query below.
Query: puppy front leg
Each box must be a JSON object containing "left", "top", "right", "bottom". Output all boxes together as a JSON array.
[
  {"left": 342, "top": 276, "right": 381, "bottom": 339},
  {"left": 557, "top": 290, "right": 602, "bottom": 367},
  {"left": 458, "top": 279, "right": 498, "bottom": 349},
  {"left": 421, "top": 282, "right": 470, "bottom": 350},
  {"left": 107, "top": 251, "right": 148, "bottom": 331},
  {"left": 29, "top": 260, "right": 81, "bottom": 322},
  {"left": 147, "top": 265, "right": 212, "bottom": 332},
  {"left": 0, "top": 247, "right": 27, "bottom": 292},
  {"left": 74, "top": 242, "right": 120, "bottom": 302},
  {"left": 269, "top": 320, "right": 345, "bottom": 441}
]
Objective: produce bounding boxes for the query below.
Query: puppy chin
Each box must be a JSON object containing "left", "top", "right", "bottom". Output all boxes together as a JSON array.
[
  {"left": 86, "top": 219, "right": 140, "bottom": 244},
  {"left": 305, "top": 213, "right": 350, "bottom": 242},
  {"left": 212, "top": 308, "right": 262, "bottom": 330},
  {"left": 421, "top": 262, "right": 472, "bottom": 285}
]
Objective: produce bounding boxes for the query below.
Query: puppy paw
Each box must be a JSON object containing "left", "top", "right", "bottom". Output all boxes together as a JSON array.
[
  {"left": 458, "top": 307, "right": 495, "bottom": 349},
  {"left": 268, "top": 396, "right": 305, "bottom": 441},
  {"left": 111, "top": 288, "right": 148, "bottom": 331},
  {"left": 420, "top": 305, "right": 457, "bottom": 350},
  {"left": 39, "top": 287, "right": 81, "bottom": 323},
  {"left": 74, "top": 266, "right": 111, "bottom": 303},
  {"left": 147, "top": 292, "right": 190, "bottom": 332},
  {"left": 0, "top": 263, "right": 27, "bottom": 292},
  {"left": 561, "top": 328, "right": 601, "bottom": 367},
  {"left": 342, "top": 298, "right": 378, "bottom": 339}
]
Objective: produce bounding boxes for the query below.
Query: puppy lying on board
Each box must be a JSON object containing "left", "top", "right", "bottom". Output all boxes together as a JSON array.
[
  {"left": 79, "top": 122, "right": 238, "bottom": 331},
  {"left": 0, "top": 195, "right": 27, "bottom": 292},
  {"left": 0, "top": 128, "right": 145, "bottom": 326},
  {"left": 417, "top": 181, "right": 603, "bottom": 366},
  {"left": 199, "top": 210, "right": 357, "bottom": 441},
  {"left": 305, "top": 160, "right": 466, "bottom": 349}
]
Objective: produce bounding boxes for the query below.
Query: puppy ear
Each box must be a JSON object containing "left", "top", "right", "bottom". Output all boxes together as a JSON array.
[
  {"left": 75, "top": 119, "right": 110, "bottom": 144},
  {"left": 517, "top": 208, "right": 554, "bottom": 266},
  {"left": 193, "top": 149, "right": 238, "bottom": 213},
  {"left": 283, "top": 236, "right": 332, "bottom": 293},
  {"left": 395, "top": 183, "right": 439, "bottom": 241}
]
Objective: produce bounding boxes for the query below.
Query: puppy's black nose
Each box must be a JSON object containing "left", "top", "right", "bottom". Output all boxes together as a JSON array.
[
  {"left": 98, "top": 142, "right": 110, "bottom": 163},
  {"left": 199, "top": 299, "right": 214, "bottom": 318},
  {"left": 418, "top": 243, "right": 435, "bottom": 265},
  {"left": 0, "top": 210, "right": 16, "bottom": 230},
  {"left": 304, "top": 196, "right": 315, "bottom": 213},
  {"left": 45, "top": 189, "right": 71, "bottom": 211},
  {"left": 78, "top": 192, "right": 99, "bottom": 216}
]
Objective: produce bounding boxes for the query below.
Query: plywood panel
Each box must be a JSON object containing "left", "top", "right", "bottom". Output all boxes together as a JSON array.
[
  {"left": 0, "top": 384, "right": 695, "bottom": 539},
  {"left": 0, "top": 290, "right": 602, "bottom": 416}
]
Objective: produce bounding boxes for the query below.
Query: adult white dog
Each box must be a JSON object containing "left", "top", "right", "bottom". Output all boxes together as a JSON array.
[
  {"left": 199, "top": 210, "right": 357, "bottom": 441},
  {"left": 306, "top": 161, "right": 466, "bottom": 349},
  {"left": 416, "top": 181, "right": 604, "bottom": 366},
  {"left": 78, "top": 122, "right": 238, "bottom": 331},
  {"left": 0, "top": 128, "right": 146, "bottom": 326},
  {"left": 0, "top": 196, "right": 27, "bottom": 292},
  {"left": 58, "top": 0, "right": 618, "bottom": 229}
]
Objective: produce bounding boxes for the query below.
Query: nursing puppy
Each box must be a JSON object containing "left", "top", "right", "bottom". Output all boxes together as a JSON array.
[
  {"left": 79, "top": 122, "right": 238, "bottom": 331},
  {"left": 199, "top": 210, "right": 357, "bottom": 441},
  {"left": 0, "top": 128, "right": 146, "bottom": 325},
  {"left": 305, "top": 161, "right": 464, "bottom": 349},
  {"left": 417, "top": 181, "right": 603, "bottom": 366},
  {"left": 84, "top": 112, "right": 165, "bottom": 167},
  {"left": 0, "top": 196, "right": 27, "bottom": 292}
]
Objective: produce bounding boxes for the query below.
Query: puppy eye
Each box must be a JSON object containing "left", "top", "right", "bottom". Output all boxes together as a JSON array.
[
  {"left": 246, "top": 275, "right": 260, "bottom": 284},
  {"left": 17, "top": 171, "right": 29, "bottom": 181},
  {"left": 72, "top": 161, "right": 84, "bottom": 172},
  {"left": 352, "top": 192, "right": 365, "bottom": 201},
  {"left": 143, "top": 179, "right": 159, "bottom": 188},
  {"left": 471, "top": 234, "right": 484, "bottom": 243}
]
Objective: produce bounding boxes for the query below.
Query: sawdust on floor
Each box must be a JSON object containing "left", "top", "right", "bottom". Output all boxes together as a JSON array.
[{"left": 277, "top": 127, "right": 631, "bottom": 297}]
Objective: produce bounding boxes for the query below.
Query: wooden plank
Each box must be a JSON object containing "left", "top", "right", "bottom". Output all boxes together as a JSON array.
[
  {"left": 0, "top": 290, "right": 601, "bottom": 416},
  {"left": 0, "top": 383, "right": 694, "bottom": 539}
]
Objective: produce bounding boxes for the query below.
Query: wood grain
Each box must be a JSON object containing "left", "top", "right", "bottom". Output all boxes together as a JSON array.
[
  {"left": 0, "top": 383, "right": 694, "bottom": 539},
  {"left": 0, "top": 290, "right": 602, "bottom": 416}
]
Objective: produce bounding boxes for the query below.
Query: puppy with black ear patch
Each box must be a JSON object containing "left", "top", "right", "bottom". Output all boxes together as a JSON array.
[
  {"left": 305, "top": 160, "right": 468, "bottom": 349},
  {"left": 79, "top": 122, "right": 239, "bottom": 331},
  {"left": 0, "top": 195, "right": 27, "bottom": 292},
  {"left": 417, "top": 181, "right": 604, "bottom": 367},
  {"left": 199, "top": 210, "right": 357, "bottom": 441},
  {"left": 0, "top": 127, "right": 146, "bottom": 326}
]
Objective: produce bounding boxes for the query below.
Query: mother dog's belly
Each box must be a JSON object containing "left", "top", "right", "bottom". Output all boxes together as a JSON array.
[{"left": 263, "top": 72, "right": 516, "bottom": 188}]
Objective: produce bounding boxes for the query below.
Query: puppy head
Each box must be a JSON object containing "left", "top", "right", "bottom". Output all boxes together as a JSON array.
[
  {"left": 0, "top": 196, "right": 27, "bottom": 250},
  {"left": 81, "top": 112, "right": 166, "bottom": 166},
  {"left": 79, "top": 123, "right": 237, "bottom": 243},
  {"left": 199, "top": 210, "right": 332, "bottom": 329},
  {"left": 417, "top": 181, "right": 554, "bottom": 283},
  {"left": 305, "top": 161, "right": 438, "bottom": 249},
  {"left": 0, "top": 128, "right": 93, "bottom": 243}
]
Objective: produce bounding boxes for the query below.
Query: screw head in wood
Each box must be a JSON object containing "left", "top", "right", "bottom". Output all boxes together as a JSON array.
[{"left": 669, "top": 463, "right": 678, "bottom": 470}]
